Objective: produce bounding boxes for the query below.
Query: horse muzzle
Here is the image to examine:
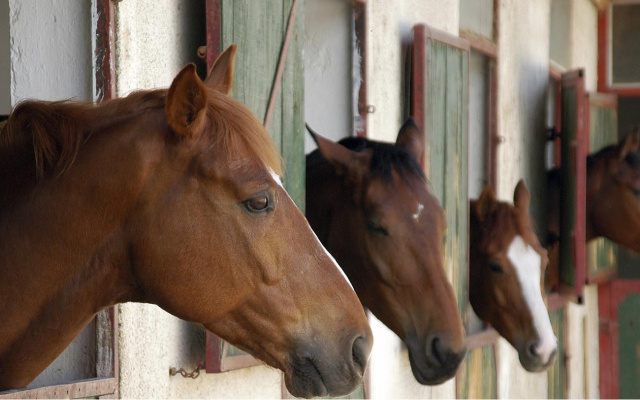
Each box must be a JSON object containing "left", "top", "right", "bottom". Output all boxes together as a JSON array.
[
  {"left": 518, "top": 340, "right": 557, "bottom": 372},
  {"left": 407, "top": 334, "right": 467, "bottom": 385},
  {"left": 284, "top": 334, "right": 372, "bottom": 398}
]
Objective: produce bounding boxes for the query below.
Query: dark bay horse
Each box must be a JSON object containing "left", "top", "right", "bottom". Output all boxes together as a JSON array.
[
  {"left": 305, "top": 118, "right": 466, "bottom": 385},
  {"left": 546, "top": 130, "right": 640, "bottom": 289},
  {"left": 0, "top": 45, "right": 372, "bottom": 398},
  {"left": 469, "top": 181, "right": 557, "bottom": 372}
]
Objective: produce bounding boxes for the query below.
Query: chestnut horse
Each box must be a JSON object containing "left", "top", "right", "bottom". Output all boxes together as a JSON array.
[
  {"left": 305, "top": 118, "right": 466, "bottom": 385},
  {"left": 547, "top": 130, "right": 640, "bottom": 289},
  {"left": 469, "top": 181, "right": 557, "bottom": 372},
  {"left": 0, "top": 45, "right": 372, "bottom": 398}
]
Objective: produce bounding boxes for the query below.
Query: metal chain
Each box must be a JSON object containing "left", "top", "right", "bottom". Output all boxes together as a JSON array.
[{"left": 169, "top": 364, "right": 202, "bottom": 379}]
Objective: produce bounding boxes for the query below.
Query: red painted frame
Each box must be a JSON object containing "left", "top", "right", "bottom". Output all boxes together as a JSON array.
[
  {"left": 597, "top": 1, "right": 640, "bottom": 97},
  {"left": 556, "top": 69, "right": 588, "bottom": 304},
  {"left": 598, "top": 279, "right": 640, "bottom": 399}
]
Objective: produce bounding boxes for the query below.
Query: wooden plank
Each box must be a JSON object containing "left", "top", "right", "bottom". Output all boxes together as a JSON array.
[
  {"left": 618, "top": 293, "right": 640, "bottom": 397},
  {"left": 456, "top": 345, "right": 497, "bottom": 399},
  {"left": 0, "top": 378, "right": 117, "bottom": 399},
  {"left": 559, "top": 69, "right": 587, "bottom": 303},
  {"left": 547, "top": 307, "right": 567, "bottom": 399}
]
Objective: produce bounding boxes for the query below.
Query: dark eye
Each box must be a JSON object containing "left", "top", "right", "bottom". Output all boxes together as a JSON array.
[
  {"left": 488, "top": 261, "right": 504, "bottom": 274},
  {"left": 367, "top": 222, "right": 389, "bottom": 236},
  {"left": 245, "top": 195, "right": 270, "bottom": 213}
]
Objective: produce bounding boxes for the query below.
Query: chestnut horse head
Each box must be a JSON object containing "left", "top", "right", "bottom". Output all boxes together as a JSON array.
[
  {"left": 469, "top": 180, "right": 557, "bottom": 372},
  {"left": 546, "top": 129, "right": 640, "bottom": 290},
  {"left": 305, "top": 118, "right": 466, "bottom": 385},
  {"left": 0, "top": 45, "right": 372, "bottom": 398}
]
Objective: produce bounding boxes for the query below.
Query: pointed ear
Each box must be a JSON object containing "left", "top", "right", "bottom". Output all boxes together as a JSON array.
[
  {"left": 618, "top": 126, "right": 640, "bottom": 162},
  {"left": 396, "top": 117, "right": 425, "bottom": 167},
  {"left": 475, "top": 185, "right": 498, "bottom": 222},
  {"left": 204, "top": 44, "right": 237, "bottom": 95},
  {"left": 307, "top": 124, "right": 370, "bottom": 178},
  {"left": 513, "top": 179, "right": 530, "bottom": 213},
  {"left": 166, "top": 63, "right": 208, "bottom": 137}
]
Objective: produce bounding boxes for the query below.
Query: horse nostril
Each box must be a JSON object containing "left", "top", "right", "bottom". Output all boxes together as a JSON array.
[
  {"left": 527, "top": 341, "right": 540, "bottom": 359},
  {"left": 426, "top": 335, "right": 444, "bottom": 366},
  {"left": 351, "top": 336, "right": 369, "bottom": 374}
]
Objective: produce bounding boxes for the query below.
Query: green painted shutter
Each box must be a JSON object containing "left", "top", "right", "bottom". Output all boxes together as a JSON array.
[
  {"left": 457, "top": 345, "right": 497, "bottom": 399},
  {"left": 219, "top": 0, "right": 305, "bottom": 208},
  {"left": 587, "top": 93, "right": 618, "bottom": 283},
  {"left": 619, "top": 293, "right": 640, "bottom": 398},
  {"left": 547, "top": 307, "right": 567, "bottom": 399},
  {"left": 411, "top": 24, "right": 470, "bottom": 326}
]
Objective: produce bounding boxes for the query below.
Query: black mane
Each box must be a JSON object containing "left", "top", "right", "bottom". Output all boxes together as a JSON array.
[{"left": 308, "top": 136, "right": 426, "bottom": 185}]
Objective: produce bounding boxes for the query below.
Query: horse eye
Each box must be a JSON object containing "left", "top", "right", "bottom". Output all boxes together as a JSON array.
[
  {"left": 367, "top": 222, "right": 389, "bottom": 236},
  {"left": 488, "top": 261, "right": 504, "bottom": 274},
  {"left": 245, "top": 195, "right": 270, "bottom": 213}
]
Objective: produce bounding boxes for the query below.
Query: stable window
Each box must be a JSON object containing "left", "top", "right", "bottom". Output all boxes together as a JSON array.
[
  {"left": 0, "top": 1, "right": 119, "bottom": 397},
  {"left": 598, "top": 0, "right": 640, "bottom": 95}
]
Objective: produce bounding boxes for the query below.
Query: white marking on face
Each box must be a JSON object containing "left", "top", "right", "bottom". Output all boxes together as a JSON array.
[
  {"left": 270, "top": 170, "right": 355, "bottom": 292},
  {"left": 413, "top": 203, "right": 424, "bottom": 220},
  {"left": 507, "top": 235, "right": 557, "bottom": 363}
]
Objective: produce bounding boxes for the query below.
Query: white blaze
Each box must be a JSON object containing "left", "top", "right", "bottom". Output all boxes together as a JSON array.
[
  {"left": 413, "top": 203, "right": 424, "bottom": 221},
  {"left": 507, "top": 235, "right": 557, "bottom": 363},
  {"left": 270, "top": 170, "right": 354, "bottom": 292}
]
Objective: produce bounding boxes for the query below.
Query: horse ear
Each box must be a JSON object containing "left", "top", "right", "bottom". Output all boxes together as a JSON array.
[
  {"left": 204, "top": 44, "right": 237, "bottom": 95},
  {"left": 307, "top": 124, "right": 369, "bottom": 178},
  {"left": 475, "top": 185, "right": 498, "bottom": 222},
  {"left": 618, "top": 126, "right": 640, "bottom": 162},
  {"left": 166, "top": 63, "right": 208, "bottom": 137},
  {"left": 513, "top": 179, "right": 530, "bottom": 213},
  {"left": 396, "top": 117, "right": 425, "bottom": 168}
]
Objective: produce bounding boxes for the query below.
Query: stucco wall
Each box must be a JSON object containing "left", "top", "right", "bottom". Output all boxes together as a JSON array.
[
  {"left": 115, "top": 1, "right": 283, "bottom": 398},
  {"left": 304, "top": 0, "right": 353, "bottom": 153},
  {"left": 366, "top": 0, "right": 458, "bottom": 143},
  {"left": 8, "top": 0, "right": 92, "bottom": 104},
  {"left": 0, "top": 0, "right": 9, "bottom": 114}
]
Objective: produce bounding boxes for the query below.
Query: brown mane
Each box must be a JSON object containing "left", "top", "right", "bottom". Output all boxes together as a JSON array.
[{"left": 0, "top": 86, "right": 281, "bottom": 182}]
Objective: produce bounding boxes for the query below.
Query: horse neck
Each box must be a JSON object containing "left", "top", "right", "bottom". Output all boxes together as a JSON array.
[{"left": 0, "top": 114, "right": 158, "bottom": 388}]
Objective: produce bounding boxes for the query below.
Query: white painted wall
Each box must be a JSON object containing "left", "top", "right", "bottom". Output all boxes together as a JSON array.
[
  {"left": 366, "top": 0, "right": 458, "bottom": 143},
  {"left": 0, "top": 0, "right": 9, "bottom": 114},
  {"left": 8, "top": 0, "right": 92, "bottom": 104},
  {"left": 304, "top": 0, "right": 353, "bottom": 153}
]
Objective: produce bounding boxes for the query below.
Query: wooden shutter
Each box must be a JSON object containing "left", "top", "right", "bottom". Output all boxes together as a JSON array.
[
  {"left": 547, "top": 307, "right": 568, "bottom": 398},
  {"left": 586, "top": 92, "right": 618, "bottom": 284},
  {"left": 410, "top": 23, "right": 469, "bottom": 324},
  {"left": 204, "top": 0, "right": 304, "bottom": 373},
  {"left": 599, "top": 280, "right": 640, "bottom": 399},
  {"left": 558, "top": 69, "right": 588, "bottom": 302}
]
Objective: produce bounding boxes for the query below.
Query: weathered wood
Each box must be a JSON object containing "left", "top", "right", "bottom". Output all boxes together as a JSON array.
[
  {"left": 457, "top": 345, "right": 497, "bottom": 399},
  {"left": 547, "top": 307, "right": 567, "bottom": 399},
  {"left": 559, "top": 70, "right": 587, "bottom": 302},
  {"left": 0, "top": 378, "right": 117, "bottom": 399}
]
